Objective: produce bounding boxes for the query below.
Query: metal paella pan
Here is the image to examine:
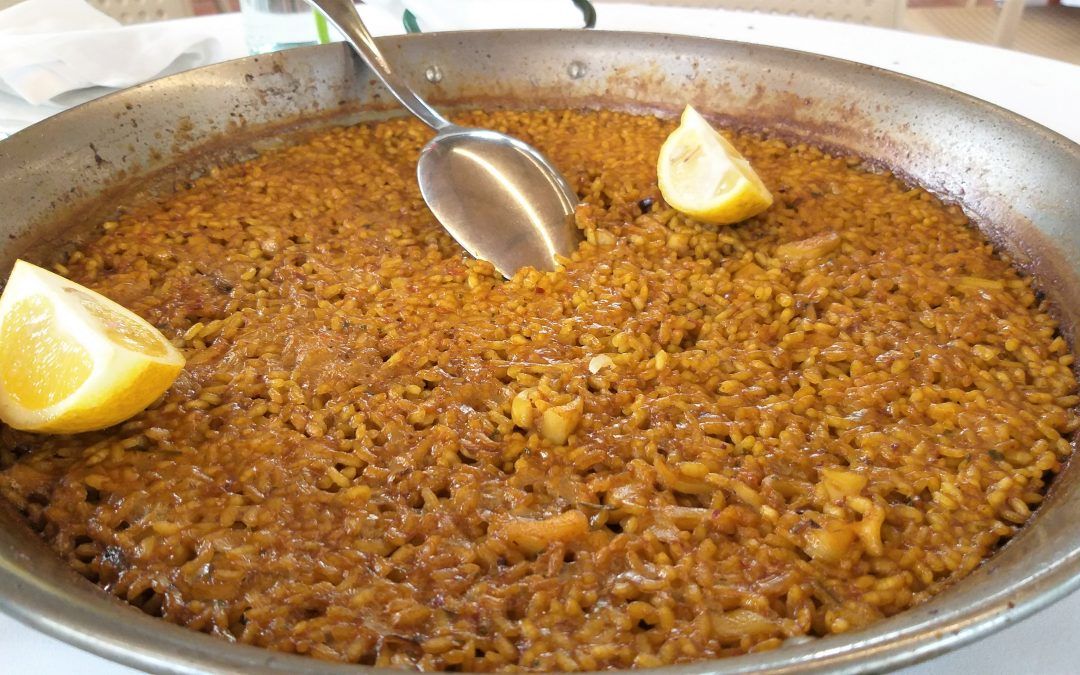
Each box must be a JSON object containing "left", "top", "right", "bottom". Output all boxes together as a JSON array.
[{"left": 0, "top": 29, "right": 1078, "bottom": 674}]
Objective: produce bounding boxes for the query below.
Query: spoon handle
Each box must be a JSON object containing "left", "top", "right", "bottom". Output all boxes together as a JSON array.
[{"left": 308, "top": 0, "right": 452, "bottom": 131}]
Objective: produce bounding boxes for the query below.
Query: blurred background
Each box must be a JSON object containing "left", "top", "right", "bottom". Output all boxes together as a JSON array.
[
  {"left": 601, "top": 1, "right": 1079, "bottom": 64},
  {"left": 32, "top": 0, "right": 1073, "bottom": 64}
]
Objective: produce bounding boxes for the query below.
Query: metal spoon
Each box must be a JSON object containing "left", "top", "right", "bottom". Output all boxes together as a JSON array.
[{"left": 308, "top": 0, "right": 581, "bottom": 277}]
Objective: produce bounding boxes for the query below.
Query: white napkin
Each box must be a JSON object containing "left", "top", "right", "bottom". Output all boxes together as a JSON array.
[
  {"left": 363, "top": 0, "right": 590, "bottom": 32},
  {"left": 0, "top": 0, "right": 228, "bottom": 106},
  {"left": 0, "top": 0, "right": 588, "bottom": 137}
]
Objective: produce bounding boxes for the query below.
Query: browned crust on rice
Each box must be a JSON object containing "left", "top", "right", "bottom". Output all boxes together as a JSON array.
[{"left": 1, "top": 109, "right": 1076, "bottom": 670}]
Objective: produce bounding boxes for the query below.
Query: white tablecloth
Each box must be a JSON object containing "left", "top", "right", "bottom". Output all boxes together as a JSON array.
[{"left": 2, "top": 4, "right": 1078, "bottom": 674}]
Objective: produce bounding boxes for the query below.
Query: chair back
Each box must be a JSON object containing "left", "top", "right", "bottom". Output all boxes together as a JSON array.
[{"left": 88, "top": 0, "right": 194, "bottom": 23}]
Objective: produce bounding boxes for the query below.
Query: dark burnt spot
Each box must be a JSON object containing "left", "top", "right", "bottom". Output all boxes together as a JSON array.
[
  {"left": 89, "top": 143, "right": 107, "bottom": 167},
  {"left": 99, "top": 544, "right": 127, "bottom": 570}
]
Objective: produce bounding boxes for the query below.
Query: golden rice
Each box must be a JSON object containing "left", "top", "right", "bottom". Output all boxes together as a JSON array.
[{"left": 1, "top": 109, "right": 1077, "bottom": 670}]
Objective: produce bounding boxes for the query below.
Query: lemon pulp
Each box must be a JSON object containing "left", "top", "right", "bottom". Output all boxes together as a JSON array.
[{"left": 0, "top": 296, "right": 93, "bottom": 409}]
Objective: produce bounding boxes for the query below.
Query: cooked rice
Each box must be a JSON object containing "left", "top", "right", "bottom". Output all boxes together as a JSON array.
[{"left": 1, "top": 109, "right": 1077, "bottom": 670}]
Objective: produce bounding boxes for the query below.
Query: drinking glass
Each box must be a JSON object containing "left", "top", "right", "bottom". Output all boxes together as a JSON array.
[{"left": 240, "top": 0, "right": 328, "bottom": 54}]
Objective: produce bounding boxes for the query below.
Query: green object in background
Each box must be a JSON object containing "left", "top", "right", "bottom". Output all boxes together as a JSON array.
[
  {"left": 403, "top": 0, "right": 596, "bottom": 34},
  {"left": 403, "top": 9, "right": 421, "bottom": 34},
  {"left": 314, "top": 10, "right": 331, "bottom": 44},
  {"left": 574, "top": 0, "right": 598, "bottom": 28}
]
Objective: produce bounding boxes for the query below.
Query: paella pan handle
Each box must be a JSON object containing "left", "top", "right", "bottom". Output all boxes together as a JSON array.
[{"left": 308, "top": 0, "right": 454, "bottom": 132}]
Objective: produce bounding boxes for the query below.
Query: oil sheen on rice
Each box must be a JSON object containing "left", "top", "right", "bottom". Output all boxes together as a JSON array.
[{"left": 1, "top": 109, "right": 1076, "bottom": 670}]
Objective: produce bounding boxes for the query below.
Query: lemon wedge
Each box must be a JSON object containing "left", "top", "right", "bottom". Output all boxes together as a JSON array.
[
  {"left": 0, "top": 260, "right": 184, "bottom": 434},
  {"left": 657, "top": 105, "right": 774, "bottom": 225}
]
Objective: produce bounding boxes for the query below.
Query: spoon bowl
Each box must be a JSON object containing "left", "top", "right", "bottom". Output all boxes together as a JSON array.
[
  {"left": 418, "top": 126, "right": 580, "bottom": 276},
  {"left": 309, "top": 0, "right": 581, "bottom": 276}
]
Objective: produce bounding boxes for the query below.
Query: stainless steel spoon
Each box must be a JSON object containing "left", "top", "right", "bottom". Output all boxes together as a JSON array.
[{"left": 308, "top": 0, "right": 581, "bottom": 277}]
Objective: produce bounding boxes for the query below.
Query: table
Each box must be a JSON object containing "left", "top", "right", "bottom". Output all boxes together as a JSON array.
[{"left": 2, "top": 4, "right": 1078, "bottom": 673}]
